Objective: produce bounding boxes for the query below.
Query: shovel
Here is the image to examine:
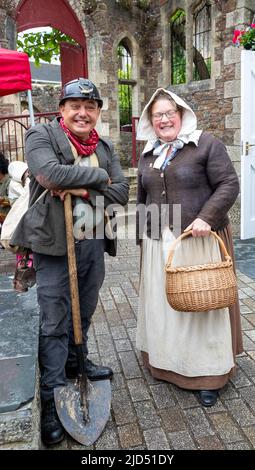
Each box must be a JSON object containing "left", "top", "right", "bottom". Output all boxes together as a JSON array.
[{"left": 54, "top": 193, "right": 111, "bottom": 446}]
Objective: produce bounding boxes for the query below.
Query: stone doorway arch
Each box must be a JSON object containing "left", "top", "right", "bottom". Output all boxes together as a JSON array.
[{"left": 16, "top": 0, "right": 88, "bottom": 84}]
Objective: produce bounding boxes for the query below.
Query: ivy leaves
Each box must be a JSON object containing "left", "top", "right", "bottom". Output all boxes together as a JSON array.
[{"left": 17, "top": 28, "right": 77, "bottom": 66}]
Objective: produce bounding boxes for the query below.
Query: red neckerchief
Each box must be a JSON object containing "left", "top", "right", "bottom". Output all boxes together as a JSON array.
[{"left": 60, "top": 118, "right": 99, "bottom": 156}]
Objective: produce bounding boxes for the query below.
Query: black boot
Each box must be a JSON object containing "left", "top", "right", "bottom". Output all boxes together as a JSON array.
[
  {"left": 41, "top": 398, "right": 65, "bottom": 446},
  {"left": 66, "top": 358, "right": 113, "bottom": 381},
  {"left": 198, "top": 390, "right": 218, "bottom": 407}
]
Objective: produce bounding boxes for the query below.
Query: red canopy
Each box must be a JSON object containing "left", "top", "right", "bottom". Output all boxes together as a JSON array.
[{"left": 0, "top": 48, "right": 31, "bottom": 97}]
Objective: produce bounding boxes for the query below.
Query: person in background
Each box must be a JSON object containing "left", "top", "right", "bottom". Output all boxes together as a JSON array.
[
  {"left": 136, "top": 88, "right": 242, "bottom": 408},
  {"left": 11, "top": 78, "right": 129, "bottom": 446},
  {"left": 7, "top": 160, "right": 32, "bottom": 290},
  {"left": 0, "top": 153, "right": 11, "bottom": 240},
  {"left": 8, "top": 160, "right": 29, "bottom": 205}
]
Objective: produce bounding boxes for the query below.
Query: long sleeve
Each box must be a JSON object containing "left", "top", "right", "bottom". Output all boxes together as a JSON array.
[
  {"left": 25, "top": 126, "right": 109, "bottom": 191},
  {"left": 197, "top": 138, "right": 239, "bottom": 226}
]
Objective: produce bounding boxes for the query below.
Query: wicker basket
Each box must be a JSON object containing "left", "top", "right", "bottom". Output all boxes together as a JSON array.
[{"left": 165, "top": 230, "right": 238, "bottom": 312}]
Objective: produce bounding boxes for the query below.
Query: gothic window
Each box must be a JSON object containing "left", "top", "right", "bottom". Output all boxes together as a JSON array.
[
  {"left": 170, "top": 9, "right": 186, "bottom": 85},
  {"left": 118, "top": 41, "right": 135, "bottom": 129},
  {"left": 193, "top": 1, "right": 211, "bottom": 81}
]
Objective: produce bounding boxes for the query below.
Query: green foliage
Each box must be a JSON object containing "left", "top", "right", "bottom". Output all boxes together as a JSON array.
[
  {"left": 17, "top": 28, "right": 77, "bottom": 66},
  {"left": 170, "top": 9, "right": 185, "bottom": 24},
  {"left": 118, "top": 65, "right": 131, "bottom": 80},
  {"left": 118, "top": 83, "right": 132, "bottom": 126},
  {"left": 117, "top": 45, "right": 132, "bottom": 126},
  {"left": 171, "top": 44, "right": 186, "bottom": 84}
]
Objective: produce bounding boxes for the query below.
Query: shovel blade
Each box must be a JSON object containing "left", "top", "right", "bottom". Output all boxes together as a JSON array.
[{"left": 54, "top": 379, "right": 111, "bottom": 446}]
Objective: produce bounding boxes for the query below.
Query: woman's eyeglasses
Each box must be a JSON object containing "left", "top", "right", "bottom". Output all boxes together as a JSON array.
[{"left": 151, "top": 110, "right": 177, "bottom": 121}]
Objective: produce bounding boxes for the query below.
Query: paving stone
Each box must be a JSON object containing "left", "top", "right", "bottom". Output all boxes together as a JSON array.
[
  {"left": 171, "top": 385, "right": 199, "bottom": 409},
  {"left": 184, "top": 408, "right": 215, "bottom": 438},
  {"left": 209, "top": 412, "right": 244, "bottom": 443},
  {"left": 219, "top": 382, "right": 239, "bottom": 400},
  {"left": 196, "top": 435, "right": 225, "bottom": 450},
  {"left": 100, "top": 353, "right": 122, "bottom": 373},
  {"left": 149, "top": 383, "right": 175, "bottom": 409},
  {"left": 122, "top": 318, "right": 137, "bottom": 328},
  {"left": 127, "top": 378, "right": 151, "bottom": 402},
  {"left": 118, "top": 423, "right": 143, "bottom": 448},
  {"left": 242, "top": 298, "right": 255, "bottom": 310},
  {"left": 104, "top": 309, "right": 122, "bottom": 326},
  {"left": 159, "top": 407, "right": 187, "bottom": 432},
  {"left": 97, "top": 334, "right": 115, "bottom": 355},
  {"left": 242, "top": 425, "right": 255, "bottom": 447},
  {"left": 241, "top": 316, "right": 255, "bottom": 330},
  {"left": 245, "top": 330, "right": 255, "bottom": 342},
  {"left": 114, "top": 339, "right": 133, "bottom": 352},
  {"left": 241, "top": 287, "right": 255, "bottom": 297},
  {"left": 134, "top": 400, "right": 161, "bottom": 430},
  {"left": 247, "top": 351, "right": 255, "bottom": 361},
  {"left": 112, "top": 389, "right": 136, "bottom": 425},
  {"left": 242, "top": 333, "right": 255, "bottom": 351},
  {"left": 117, "top": 302, "right": 134, "bottom": 319},
  {"left": 245, "top": 314, "right": 255, "bottom": 326},
  {"left": 238, "top": 385, "right": 255, "bottom": 412},
  {"left": 237, "top": 356, "right": 255, "bottom": 380},
  {"left": 101, "top": 299, "right": 116, "bottom": 311},
  {"left": 224, "top": 399, "right": 255, "bottom": 426},
  {"left": 226, "top": 441, "right": 252, "bottom": 449},
  {"left": 110, "top": 325, "right": 127, "bottom": 340},
  {"left": 111, "top": 372, "right": 126, "bottom": 391},
  {"left": 0, "top": 407, "right": 34, "bottom": 444},
  {"left": 240, "top": 304, "right": 253, "bottom": 314},
  {"left": 168, "top": 430, "right": 196, "bottom": 450},
  {"left": 126, "top": 327, "right": 137, "bottom": 342},
  {"left": 118, "top": 351, "right": 141, "bottom": 379},
  {"left": 143, "top": 428, "right": 169, "bottom": 450},
  {"left": 230, "top": 367, "right": 252, "bottom": 388},
  {"left": 95, "top": 428, "right": 120, "bottom": 450},
  {"left": 93, "top": 321, "right": 110, "bottom": 336}
]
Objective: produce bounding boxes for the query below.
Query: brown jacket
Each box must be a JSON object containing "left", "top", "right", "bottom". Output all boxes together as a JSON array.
[{"left": 136, "top": 131, "right": 239, "bottom": 242}]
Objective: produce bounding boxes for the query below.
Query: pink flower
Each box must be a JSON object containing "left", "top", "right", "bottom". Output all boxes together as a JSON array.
[{"left": 232, "top": 24, "right": 255, "bottom": 50}]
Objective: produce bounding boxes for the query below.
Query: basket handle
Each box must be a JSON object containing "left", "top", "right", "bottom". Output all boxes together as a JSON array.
[{"left": 166, "top": 230, "right": 232, "bottom": 268}]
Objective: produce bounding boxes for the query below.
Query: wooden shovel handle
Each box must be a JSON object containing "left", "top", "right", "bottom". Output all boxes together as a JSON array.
[{"left": 64, "top": 193, "right": 82, "bottom": 345}]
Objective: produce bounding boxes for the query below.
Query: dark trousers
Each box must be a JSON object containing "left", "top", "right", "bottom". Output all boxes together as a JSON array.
[{"left": 33, "top": 239, "right": 105, "bottom": 401}]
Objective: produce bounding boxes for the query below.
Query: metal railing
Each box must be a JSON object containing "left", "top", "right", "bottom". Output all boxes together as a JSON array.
[
  {"left": 0, "top": 112, "right": 59, "bottom": 161},
  {"left": 0, "top": 112, "right": 144, "bottom": 167}
]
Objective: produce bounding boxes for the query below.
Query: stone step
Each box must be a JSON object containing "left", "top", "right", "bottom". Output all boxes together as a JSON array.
[{"left": 0, "top": 276, "right": 40, "bottom": 449}]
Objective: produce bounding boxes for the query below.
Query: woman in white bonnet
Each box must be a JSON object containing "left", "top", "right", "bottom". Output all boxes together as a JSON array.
[{"left": 136, "top": 88, "right": 243, "bottom": 407}]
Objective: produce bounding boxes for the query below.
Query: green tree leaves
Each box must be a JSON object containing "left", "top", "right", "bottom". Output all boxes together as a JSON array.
[{"left": 17, "top": 28, "right": 77, "bottom": 66}]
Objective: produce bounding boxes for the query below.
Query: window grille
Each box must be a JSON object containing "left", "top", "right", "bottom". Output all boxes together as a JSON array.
[{"left": 193, "top": 1, "right": 211, "bottom": 80}]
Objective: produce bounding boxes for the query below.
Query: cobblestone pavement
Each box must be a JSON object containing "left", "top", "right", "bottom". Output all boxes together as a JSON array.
[{"left": 41, "top": 237, "right": 255, "bottom": 451}]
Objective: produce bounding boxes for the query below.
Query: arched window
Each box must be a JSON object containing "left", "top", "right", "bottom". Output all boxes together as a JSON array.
[
  {"left": 193, "top": 1, "right": 211, "bottom": 80},
  {"left": 170, "top": 9, "right": 186, "bottom": 85},
  {"left": 118, "top": 41, "right": 135, "bottom": 130}
]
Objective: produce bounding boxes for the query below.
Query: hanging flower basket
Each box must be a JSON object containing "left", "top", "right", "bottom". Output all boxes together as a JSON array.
[{"left": 232, "top": 23, "right": 255, "bottom": 50}]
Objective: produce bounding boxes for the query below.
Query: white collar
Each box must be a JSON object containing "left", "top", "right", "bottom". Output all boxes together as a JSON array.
[{"left": 142, "top": 130, "right": 203, "bottom": 155}]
